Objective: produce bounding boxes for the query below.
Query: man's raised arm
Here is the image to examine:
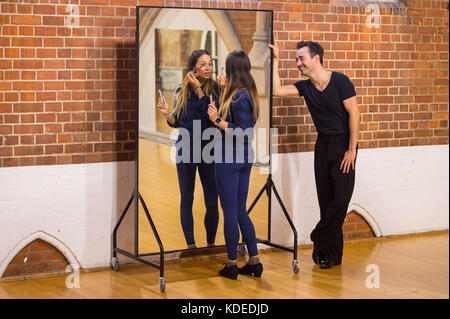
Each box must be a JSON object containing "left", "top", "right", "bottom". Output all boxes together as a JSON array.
[{"left": 268, "top": 41, "right": 300, "bottom": 98}]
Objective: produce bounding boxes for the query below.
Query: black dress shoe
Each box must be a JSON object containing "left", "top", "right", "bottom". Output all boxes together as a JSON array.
[
  {"left": 319, "top": 259, "right": 335, "bottom": 269},
  {"left": 319, "top": 250, "right": 337, "bottom": 269},
  {"left": 219, "top": 263, "right": 238, "bottom": 280},
  {"left": 238, "top": 262, "right": 263, "bottom": 277},
  {"left": 312, "top": 248, "right": 321, "bottom": 265}
]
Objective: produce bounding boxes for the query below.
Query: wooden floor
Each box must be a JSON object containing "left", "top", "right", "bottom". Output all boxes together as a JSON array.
[{"left": 0, "top": 231, "right": 448, "bottom": 299}]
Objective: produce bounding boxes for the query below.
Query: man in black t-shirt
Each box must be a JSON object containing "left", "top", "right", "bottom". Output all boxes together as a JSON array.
[{"left": 269, "top": 40, "right": 360, "bottom": 269}]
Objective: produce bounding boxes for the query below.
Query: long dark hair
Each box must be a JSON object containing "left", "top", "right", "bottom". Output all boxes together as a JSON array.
[
  {"left": 174, "top": 49, "right": 218, "bottom": 117},
  {"left": 218, "top": 50, "right": 259, "bottom": 120}
]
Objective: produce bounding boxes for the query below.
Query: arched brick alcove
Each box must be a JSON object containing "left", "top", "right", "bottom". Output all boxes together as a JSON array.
[
  {"left": 342, "top": 211, "right": 375, "bottom": 241},
  {"left": 2, "top": 239, "right": 69, "bottom": 278}
]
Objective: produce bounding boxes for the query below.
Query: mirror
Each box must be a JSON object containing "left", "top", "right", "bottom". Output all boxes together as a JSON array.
[{"left": 137, "top": 7, "right": 272, "bottom": 254}]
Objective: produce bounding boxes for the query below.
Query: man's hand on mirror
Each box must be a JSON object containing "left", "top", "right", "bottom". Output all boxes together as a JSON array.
[{"left": 268, "top": 40, "right": 279, "bottom": 60}]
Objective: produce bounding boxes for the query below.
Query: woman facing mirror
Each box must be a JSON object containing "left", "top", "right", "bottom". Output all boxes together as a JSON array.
[
  {"left": 207, "top": 50, "right": 263, "bottom": 279},
  {"left": 157, "top": 50, "right": 220, "bottom": 249}
]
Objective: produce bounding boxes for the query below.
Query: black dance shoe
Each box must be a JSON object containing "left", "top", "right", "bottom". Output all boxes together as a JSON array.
[
  {"left": 219, "top": 263, "right": 238, "bottom": 280},
  {"left": 312, "top": 248, "right": 322, "bottom": 265},
  {"left": 319, "top": 250, "right": 337, "bottom": 269},
  {"left": 238, "top": 262, "right": 263, "bottom": 277},
  {"left": 319, "top": 259, "right": 335, "bottom": 269}
]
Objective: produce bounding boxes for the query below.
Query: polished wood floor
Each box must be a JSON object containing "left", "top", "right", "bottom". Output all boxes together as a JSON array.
[{"left": 0, "top": 232, "right": 448, "bottom": 299}]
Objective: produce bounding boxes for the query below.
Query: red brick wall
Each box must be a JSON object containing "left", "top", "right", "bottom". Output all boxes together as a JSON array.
[
  {"left": 2, "top": 239, "right": 69, "bottom": 277},
  {"left": 0, "top": 0, "right": 141, "bottom": 167},
  {"left": 343, "top": 211, "right": 375, "bottom": 240},
  {"left": 268, "top": 0, "right": 449, "bottom": 152},
  {"left": 226, "top": 10, "right": 257, "bottom": 53},
  {"left": 0, "top": 0, "right": 448, "bottom": 167}
]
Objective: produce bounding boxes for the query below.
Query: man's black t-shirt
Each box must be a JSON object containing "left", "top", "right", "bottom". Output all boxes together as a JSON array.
[{"left": 293, "top": 71, "right": 356, "bottom": 136}]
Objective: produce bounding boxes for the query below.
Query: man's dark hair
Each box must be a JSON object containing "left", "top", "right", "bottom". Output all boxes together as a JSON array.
[{"left": 296, "top": 41, "right": 324, "bottom": 65}]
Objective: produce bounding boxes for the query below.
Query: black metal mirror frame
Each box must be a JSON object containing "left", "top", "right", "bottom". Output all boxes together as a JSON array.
[{"left": 112, "top": 5, "right": 298, "bottom": 293}]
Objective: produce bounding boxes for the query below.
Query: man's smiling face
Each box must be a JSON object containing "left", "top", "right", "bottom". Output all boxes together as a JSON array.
[{"left": 296, "top": 46, "right": 319, "bottom": 76}]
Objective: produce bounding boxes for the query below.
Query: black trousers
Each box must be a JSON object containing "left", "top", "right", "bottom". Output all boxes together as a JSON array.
[{"left": 310, "top": 134, "right": 357, "bottom": 264}]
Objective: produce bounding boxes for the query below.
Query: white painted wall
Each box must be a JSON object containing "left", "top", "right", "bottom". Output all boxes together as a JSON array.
[
  {"left": 0, "top": 161, "right": 135, "bottom": 276},
  {"left": 270, "top": 144, "right": 449, "bottom": 246}
]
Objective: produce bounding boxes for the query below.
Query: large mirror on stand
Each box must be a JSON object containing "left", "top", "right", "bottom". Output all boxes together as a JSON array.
[{"left": 137, "top": 7, "right": 273, "bottom": 255}]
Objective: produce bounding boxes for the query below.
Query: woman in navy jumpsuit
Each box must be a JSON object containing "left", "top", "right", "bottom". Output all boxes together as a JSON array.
[
  {"left": 157, "top": 50, "right": 219, "bottom": 249},
  {"left": 207, "top": 50, "right": 263, "bottom": 279}
]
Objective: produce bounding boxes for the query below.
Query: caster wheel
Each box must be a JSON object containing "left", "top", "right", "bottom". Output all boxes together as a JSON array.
[
  {"left": 159, "top": 277, "right": 166, "bottom": 292},
  {"left": 112, "top": 257, "right": 120, "bottom": 272},
  {"left": 292, "top": 259, "right": 299, "bottom": 274},
  {"left": 238, "top": 244, "right": 247, "bottom": 256}
]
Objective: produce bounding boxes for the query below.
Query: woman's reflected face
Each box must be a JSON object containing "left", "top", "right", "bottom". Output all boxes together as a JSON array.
[{"left": 193, "top": 54, "right": 213, "bottom": 81}]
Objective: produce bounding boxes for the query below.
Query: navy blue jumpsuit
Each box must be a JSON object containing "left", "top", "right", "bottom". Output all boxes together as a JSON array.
[
  {"left": 214, "top": 89, "right": 259, "bottom": 260},
  {"left": 168, "top": 84, "right": 220, "bottom": 246}
]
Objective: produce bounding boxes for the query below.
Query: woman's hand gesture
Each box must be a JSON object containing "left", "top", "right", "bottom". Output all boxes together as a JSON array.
[
  {"left": 217, "top": 72, "right": 226, "bottom": 89},
  {"left": 207, "top": 101, "right": 218, "bottom": 123},
  {"left": 157, "top": 96, "right": 170, "bottom": 117},
  {"left": 186, "top": 70, "right": 201, "bottom": 88}
]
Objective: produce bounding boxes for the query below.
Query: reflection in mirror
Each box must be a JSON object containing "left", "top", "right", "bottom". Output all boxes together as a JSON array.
[
  {"left": 154, "top": 28, "right": 218, "bottom": 135},
  {"left": 138, "top": 7, "right": 272, "bottom": 254}
]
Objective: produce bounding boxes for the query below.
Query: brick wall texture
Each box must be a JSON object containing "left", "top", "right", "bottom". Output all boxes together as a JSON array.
[
  {"left": 343, "top": 211, "right": 375, "bottom": 240},
  {"left": 0, "top": 0, "right": 448, "bottom": 167},
  {"left": 2, "top": 239, "right": 69, "bottom": 277},
  {"left": 227, "top": 10, "right": 257, "bottom": 53}
]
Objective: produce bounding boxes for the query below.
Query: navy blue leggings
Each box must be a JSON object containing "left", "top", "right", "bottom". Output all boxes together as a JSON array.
[
  {"left": 176, "top": 162, "right": 219, "bottom": 245},
  {"left": 215, "top": 162, "right": 258, "bottom": 260}
]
